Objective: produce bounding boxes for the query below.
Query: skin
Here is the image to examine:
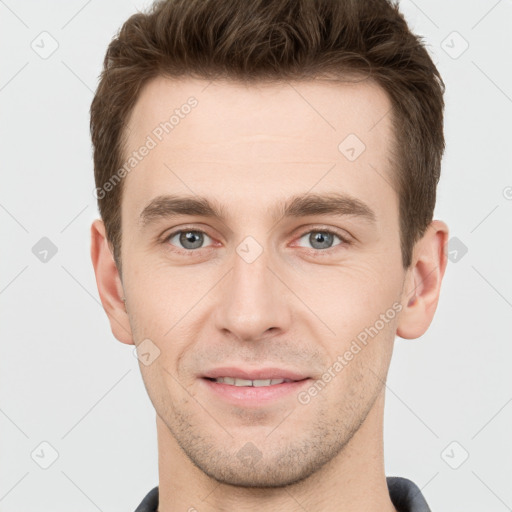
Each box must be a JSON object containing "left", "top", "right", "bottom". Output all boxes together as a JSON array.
[{"left": 91, "top": 76, "right": 448, "bottom": 512}]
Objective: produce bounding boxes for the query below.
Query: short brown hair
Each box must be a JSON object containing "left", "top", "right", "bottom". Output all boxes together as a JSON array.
[{"left": 90, "top": 0, "right": 445, "bottom": 274}]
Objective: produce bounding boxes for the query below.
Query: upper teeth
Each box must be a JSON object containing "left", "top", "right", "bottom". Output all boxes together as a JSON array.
[{"left": 213, "top": 377, "right": 293, "bottom": 386}]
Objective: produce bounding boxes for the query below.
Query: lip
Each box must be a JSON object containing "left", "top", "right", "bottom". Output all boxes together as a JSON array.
[
  {"left": 201, "top": 367, "right": 309, "bottom": 381},
  {"left": 200, "top": 367, "right": 311, "bottom": 406}
]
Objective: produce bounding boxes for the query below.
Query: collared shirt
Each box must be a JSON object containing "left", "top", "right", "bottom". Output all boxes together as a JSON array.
[{"left": 134, "top": 476, "right": 431, "bottom": 511}]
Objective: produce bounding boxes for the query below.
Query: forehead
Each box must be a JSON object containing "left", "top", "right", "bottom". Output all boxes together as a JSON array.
[
  {"left": 125, "top": 74, "right": 392, "bottom": 149},
  {"left": 121, "top": 75, "right": 397, "bottom": 227}
]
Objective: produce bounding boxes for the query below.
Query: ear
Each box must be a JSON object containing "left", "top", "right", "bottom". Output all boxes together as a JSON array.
[
  {"left": 396, "top": 220, "right": 449, "bottom": 339},
  {"left": 90, "top": 218, "right": 134, "bottom": 345}
]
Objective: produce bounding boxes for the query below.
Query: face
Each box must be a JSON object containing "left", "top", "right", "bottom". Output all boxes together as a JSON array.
[{"left": 118, "top": 76, "right": 407, "bottom": 486}]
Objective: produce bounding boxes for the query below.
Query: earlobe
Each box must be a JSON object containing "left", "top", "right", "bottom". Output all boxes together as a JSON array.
[
  {"left": 90, "top": 219, "right": 134, "bottom": 345},
  {"left": 396, "top": 220, "right": 449, "bottom": 340}
]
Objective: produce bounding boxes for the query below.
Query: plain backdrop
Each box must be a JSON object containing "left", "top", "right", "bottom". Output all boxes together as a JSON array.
[{"left": 0, "top": 0, "right": 511, "bottom": 510}]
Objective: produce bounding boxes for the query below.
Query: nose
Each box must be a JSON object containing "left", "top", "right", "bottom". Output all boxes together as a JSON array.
[{"left": 212, "top": 240, "right": 293, "bottom": 342}]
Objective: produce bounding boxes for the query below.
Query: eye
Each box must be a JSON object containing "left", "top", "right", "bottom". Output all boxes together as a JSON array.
[
  {"left": 163, "top": 226, "right": 350, "bottom": 255},
  {"left": 296, "top": 229, "right": 348, "bottom": 251},
  {"left": 166, "top": 229, "right": 213, "bottom": 251}
]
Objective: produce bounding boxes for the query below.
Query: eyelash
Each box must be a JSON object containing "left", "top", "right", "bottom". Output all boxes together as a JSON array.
[{"left": 162, "top": 226, "right": 352, "bottom": 256}]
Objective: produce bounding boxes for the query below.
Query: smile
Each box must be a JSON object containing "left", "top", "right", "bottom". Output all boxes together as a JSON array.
[{"left": 207, "top": 377, "right": 295, "bottom": 386}]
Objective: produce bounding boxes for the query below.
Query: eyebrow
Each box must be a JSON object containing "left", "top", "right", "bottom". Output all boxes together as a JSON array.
[{"left": 138, "top": 192, "right": 377, "bottom": 228}]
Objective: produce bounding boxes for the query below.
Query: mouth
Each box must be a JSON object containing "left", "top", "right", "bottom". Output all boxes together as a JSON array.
[
  {"left": 200, "top": 367, "right": 311, "bottom": 405},
  {"left": 204, "top": 377, "right": 298, "bottom": 387}
]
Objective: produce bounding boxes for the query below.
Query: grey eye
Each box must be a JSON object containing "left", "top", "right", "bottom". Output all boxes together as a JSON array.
[
  {"left": 297, "top": 230, "right": 342, "bottom": 250},
  {"left": 168, "top": 230, "right": 212, "bottom": 250}
]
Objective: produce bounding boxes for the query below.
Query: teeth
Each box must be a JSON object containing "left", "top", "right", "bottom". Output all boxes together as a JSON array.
[
  {"left": 254, "top": 379, "right": 272, "bottom": 387},
  {"left": 234, "top": 378, "right": 253, "bottom": 386},
  {"left": 213, "top": 377, "right": 292, "bottom": 386}
]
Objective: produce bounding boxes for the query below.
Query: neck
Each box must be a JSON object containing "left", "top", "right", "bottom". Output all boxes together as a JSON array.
[{"left": 156, "top": 389, "right": 397, "bottom": 512}]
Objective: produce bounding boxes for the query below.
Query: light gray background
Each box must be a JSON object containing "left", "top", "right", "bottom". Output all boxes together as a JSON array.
[{"left": 1, "top": 0, "right": 511, "bottom": 510}]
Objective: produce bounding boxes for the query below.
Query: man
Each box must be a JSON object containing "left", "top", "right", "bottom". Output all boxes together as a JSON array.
[{"left": 90, "top": 0, "right": 448, "bottom": 510}]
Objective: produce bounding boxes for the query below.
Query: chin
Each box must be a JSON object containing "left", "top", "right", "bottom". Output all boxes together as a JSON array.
[{"left": 200, "top": 461, "right": 313, "bottom": 488}]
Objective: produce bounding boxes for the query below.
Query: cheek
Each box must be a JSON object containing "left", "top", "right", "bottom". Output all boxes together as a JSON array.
[
  {"left": 124, "top": 260, "right": 195, "bottom": 333},
  {"left": 299, "top": 263, "right": 402, "bottom": 375},
  {"left": 137, "top": 362, "right": 184, "bottom": 424},
  {"left": 316, "top": 311, "right": 397, "bottom": 412},
  {"left": 302, "top": 261, "right": 399, "bottom": 326}
]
